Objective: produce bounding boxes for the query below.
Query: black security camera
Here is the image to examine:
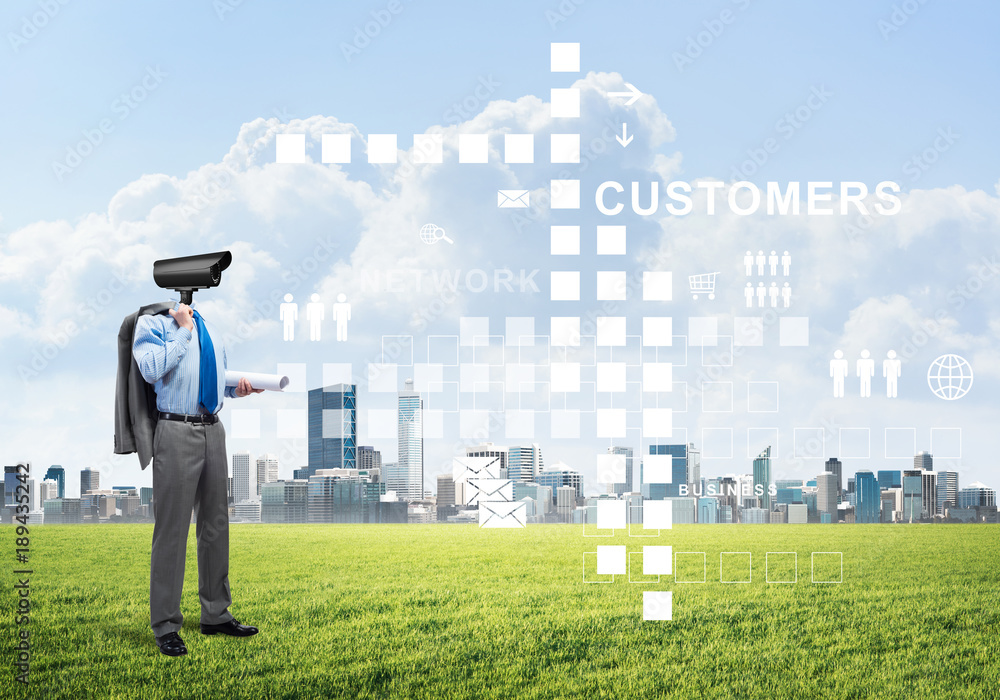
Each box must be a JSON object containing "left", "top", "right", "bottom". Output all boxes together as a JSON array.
[{"left": 153, "top": 251, "right": 232, "bottom": 305}]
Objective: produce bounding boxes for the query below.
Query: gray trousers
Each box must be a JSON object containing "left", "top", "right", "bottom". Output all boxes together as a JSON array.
[{"left": 150, "top": 418, "right": 234, "bottom": 637}]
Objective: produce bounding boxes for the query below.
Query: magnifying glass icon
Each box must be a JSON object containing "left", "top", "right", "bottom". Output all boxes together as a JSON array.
[{"left": 419, "top": 223, "right": 454, "bottom": 245}]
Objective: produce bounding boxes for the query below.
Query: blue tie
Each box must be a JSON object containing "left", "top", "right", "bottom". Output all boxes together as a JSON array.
[{"left": 192, "top": 310, "right": 219, "bottom": 414}]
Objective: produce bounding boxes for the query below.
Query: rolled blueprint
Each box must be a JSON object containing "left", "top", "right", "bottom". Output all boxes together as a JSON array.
[{"left": 225, "top": 370, "right": 289, "bottom": 392}]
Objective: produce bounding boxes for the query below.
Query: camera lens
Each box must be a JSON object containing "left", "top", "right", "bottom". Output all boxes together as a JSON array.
[{"left": 210, "top": 263, "right": 221, "bottom": 284}]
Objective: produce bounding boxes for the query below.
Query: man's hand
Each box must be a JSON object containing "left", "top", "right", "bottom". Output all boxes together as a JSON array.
[
  {"left": 235, "top": 377, "right": 264, "bottom": 397},
  {"left": 169, "top": 304, "right": 195, "bottom": 332}
]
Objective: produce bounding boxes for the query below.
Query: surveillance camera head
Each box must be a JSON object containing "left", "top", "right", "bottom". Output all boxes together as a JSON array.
[{"left": 153, "top": 251, "right": 232, "bottom": 305}]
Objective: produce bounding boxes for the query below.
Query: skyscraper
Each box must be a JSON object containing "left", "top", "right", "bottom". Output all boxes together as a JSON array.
[
  {"left": 508, "top": 444, "right": 545, "bottom": 482},
  {"left": 902, "top": 470, "right": 923, "bottom": 522},
  {"left": 936, "top": 470, "right": 959, "bottom": 515},
  {"left": 298, "top": 384, "right": 358, "bottom": 480},
  {"left": 817, "top": 472, "right": 838, "bottom": 521},
  {"left": 825, "top": 458, "right": 843, "bottom": 504},
  {"left": 753, "top": 446, "right": 772, "bottom": 511},
  {"left": 921, "top": 470, "right": 937, "bottom": 519},
  {"left": 38, "top": 479, "right": 58, "bottom": 506},
  {"left": 536, "top": 464, "right": 583, "bottom": 505},
  {"left": 608, "top": 445, "right": 633, "bottom": 495},
  {"left": 855, "top": 470, "right": 880, "bottom": 523},
  {"left": 45, "top": 465, "right": 66, "bottom": 498},
  {"left": 255, "top": 453, "right": 278, "bottom": 496},
  {"left": 357, "top": 446, "right": 382, "bottom": 472},
  {"left": 397, "top": 379, "right": 424, "bottom": 502},
  {"left": 914, "top": 451, "right": 933, "bottom": 471},
  {"left": 957, "top": 482, "right": 996, "bottom": 508},
  {"left": 80, "top": 468, "right": 99, "bottom": 495},
  {"left": 232, "top": 451, "right": 251, "bottom": 504},
  {"left": 877, "top": 469, "right": 901, "bottom": 491}
]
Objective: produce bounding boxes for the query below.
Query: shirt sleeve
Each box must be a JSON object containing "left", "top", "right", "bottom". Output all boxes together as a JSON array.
[
  {"left": 223, "top": 345, "right": 237, "bottom": 399},
  {"left": 132, "top": 315, "right": 191, "bottom": 384}
]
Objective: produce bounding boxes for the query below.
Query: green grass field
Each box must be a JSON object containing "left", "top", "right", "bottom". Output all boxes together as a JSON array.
[{"left": 3, "top": 523, "right": 999, "bottom": 699}]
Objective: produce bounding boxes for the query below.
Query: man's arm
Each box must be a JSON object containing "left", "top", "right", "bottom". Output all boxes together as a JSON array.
[
  {"left": 224, "top": 346, "right": 236, "bottom": 399},
  {"left": 132, "top": 314, "right": 191, "bottom": 384}
]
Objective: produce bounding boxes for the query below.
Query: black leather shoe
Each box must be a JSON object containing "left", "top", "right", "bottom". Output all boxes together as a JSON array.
[
  {"left": 155, "top": 631, "right": 187, "bottom": 657},
  {"left": 200, "top": 619, "right": 259, "bottom": 637}
]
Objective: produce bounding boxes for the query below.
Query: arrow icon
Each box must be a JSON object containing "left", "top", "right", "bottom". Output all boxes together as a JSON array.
[
  {"left": 608, "top": 82, "right": 643, "bottom": 106},
  {"left": 616, "top": 123, "right": 633, "bottom": 147}
]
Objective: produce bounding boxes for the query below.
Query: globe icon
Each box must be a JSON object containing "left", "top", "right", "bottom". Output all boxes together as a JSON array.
[
  {"left": 927, "top": 354, "right": 973, "bottom": 400},
  {"left": 419, "top": 223, "right": 441, "bottom": 244}
]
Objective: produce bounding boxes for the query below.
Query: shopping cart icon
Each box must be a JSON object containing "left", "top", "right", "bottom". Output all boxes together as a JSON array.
[{"left": 688, "top": 272, "right": 720, "bottom": 300}]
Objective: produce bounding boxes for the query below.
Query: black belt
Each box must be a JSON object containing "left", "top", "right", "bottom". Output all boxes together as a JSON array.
[{"left": 159, "top": 412, "right": 219, "bottom": 425}]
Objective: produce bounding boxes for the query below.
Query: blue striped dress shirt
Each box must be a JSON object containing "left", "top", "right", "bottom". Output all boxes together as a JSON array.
[{"left": 132, "top": 303, "right": 237, "bottom": 415}]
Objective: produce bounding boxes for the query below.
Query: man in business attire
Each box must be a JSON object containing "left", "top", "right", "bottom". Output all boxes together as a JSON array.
[{"left": 133, "top": 301, "right": 262, "bottom": 657}]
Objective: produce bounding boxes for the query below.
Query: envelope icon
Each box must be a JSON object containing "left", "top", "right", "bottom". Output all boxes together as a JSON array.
[
  {"left": 453, "top": 456, "right": 502, "bottom": 484},
  {"left": 479, "top": 500, "right": 526, "bottom": 528},
  {"left": 497, "top": 189, "right": 529, "bottom": 208},
  {"left": 465, "top": 478, "right": 513, "bottom": 506}
]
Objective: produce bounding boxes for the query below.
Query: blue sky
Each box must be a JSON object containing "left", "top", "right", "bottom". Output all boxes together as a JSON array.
[
  {"left": 2, "top": 0, "right": 997, "bottom": 230},
  {"left": 1, "top": 0, "right": 999, "bottom": 500}
]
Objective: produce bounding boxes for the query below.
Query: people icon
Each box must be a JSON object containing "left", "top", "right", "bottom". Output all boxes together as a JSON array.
[
  {"left": 744, "top": 251, "right": 754, "bottom": 276},
  {"left": 744, "top": 282, "right": 754, "bottom": 308},
  {"left": 769, "top": 250, "right": 779, "bottom": 276},
  {"left": 332, "top": 293, "right": 351, "bottom": 342},
  {"left": 857, "top": 349, "right": 875, "bottom": 398},
  {"left": 781, "top": 250, "right": 791, "bottom": 276},
  {"left": 279, "top": 294, "right": 298, "bottom": 342},
  {"left": 306, "top": 293, "right": 325, "bottom": 341},
  {"left": 768, "top": 281, "right": 779, "bottom": 307},
  {"left": 883, "top": 349, "right": 901, "bottom": 398},
  {"left": 755, "top": 250, "right": 766, "bottom": 276},
  {"left": 756, "top": 282, "right": 766, "bottom": 308},
  {"left": 831, "top": 350, "right": 849, "bottom": 398},
  {"left": 781, "top": 282, "right": 791, "bottom": 308}
]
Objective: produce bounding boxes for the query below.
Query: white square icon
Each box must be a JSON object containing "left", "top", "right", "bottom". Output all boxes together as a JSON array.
[
  {"left": 321, "top": 134, "right": 350, "bottom": 163},
  {"left": 596, "top": 500, "right": 627, "bottom": 530},
  {"left": 597, "top": 271, "right": 627, "bottom": 301},
  {"left": 550, "top": 88, "right": 580, "bottom": 118},
  {"left": 596, "top": 226, "right": 626, "bottom": 255},
  {"left": 550, "top": 271, "right": 580, "bottom": 301},
  {"left": 275, "top": 134, "right": 305, "bottom": 163},
  {"left": 367, "top": 134, "right": 397, "bottom": 163},
  {"left": 596, "top": 316, "right": 626, "bottom": 346},
  {"left": 459, "top": 133, "right": 489, "bottom": 163},
  {"left": 550, "top": 133, "right": 580, "bottom": 163},
  {"left": 550, "top": 42, "right": 580, "bottom": 72},
  {"left": 412, "top": 133, "right": 443, "bottom": 164},
  {"left": 596, "top": 545, "right": 626, "bottom": 575},
  {"left": 642, "top": 317, "right": 673, "bottom": 346},
  {"left": 643, "top": 271, "right": 673, "bottom": 301},
  {"left": 550, "top": 225, "right": 580, "bottom": 255},
  {"left": 551, "top": 179, "right": 580, "bottom": 209}
]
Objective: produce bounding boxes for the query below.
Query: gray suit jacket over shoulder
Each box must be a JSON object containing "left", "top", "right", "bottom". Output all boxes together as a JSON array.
[{"left": 113, "top": 301, "right": 175, "bottom": 470}]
